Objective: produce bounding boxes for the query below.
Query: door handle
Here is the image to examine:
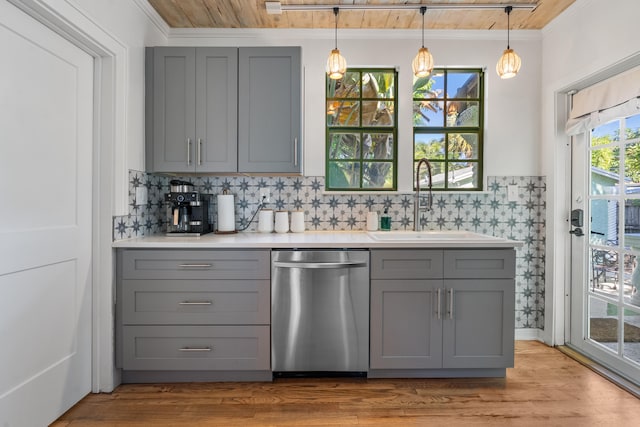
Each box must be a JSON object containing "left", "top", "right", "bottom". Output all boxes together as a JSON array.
[
  {"left": 273, "top": 261, "right": 367, "bottom": 269},
  {"left": 436, "top": 288, "right": 442, "bottom": 320},
  {"left": 448, "top": 288, "right": 454, "bottom": 320},
  {"left": 569, "top": 228, "right": 584, "bottom": 236},
  {"left": 198, "top": 138, "right": 202, "bottom": 165},
  {"left": 569, "top": 208, "right": 584, "bottom": 236}
]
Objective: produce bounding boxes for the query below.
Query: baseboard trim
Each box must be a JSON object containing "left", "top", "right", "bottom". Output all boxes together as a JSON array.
[
  {"left": 515, "top": 328, "right": 544, "bottom": 341},
  {"left": 557, "top": 345, "right": 640, "bottom": 399}
]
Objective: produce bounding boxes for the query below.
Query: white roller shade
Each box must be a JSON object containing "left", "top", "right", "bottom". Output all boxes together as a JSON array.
[{"left": 566, "top": 65, "right": 640, "bottom": 135}]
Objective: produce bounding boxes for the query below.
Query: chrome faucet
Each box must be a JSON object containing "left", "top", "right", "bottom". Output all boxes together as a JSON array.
[{"left": 414, "top": 158, "right": 433, "bottom": 231}]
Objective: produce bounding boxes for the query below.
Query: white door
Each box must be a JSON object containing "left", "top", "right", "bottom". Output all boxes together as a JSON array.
[
  {"left": 0, "top": 2, "right": 94, "bottom": 425},
  {"left": 569, "top": 114, "right": 640, "bottom": 385}
]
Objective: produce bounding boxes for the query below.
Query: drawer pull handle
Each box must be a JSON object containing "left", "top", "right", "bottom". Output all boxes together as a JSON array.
[
  {"left": 179, "top": 347, "right": 212, "bottom": 352},
  {"left": 178, "top": 263, "right": 212, "bottom": 268},
  {"left": 179, "top": 301, "right": 212, "bottom": 306}
]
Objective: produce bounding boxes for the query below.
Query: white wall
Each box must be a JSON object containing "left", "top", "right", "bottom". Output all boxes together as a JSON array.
[
  {"left": 69, "top": 0, "right": 167, "bottom": 212},
  {"left": 541, "top": 0, "right": 640, "bottom": 343},
  {"left": 170, "top": 28, "right": 542, "bottom": 191}
]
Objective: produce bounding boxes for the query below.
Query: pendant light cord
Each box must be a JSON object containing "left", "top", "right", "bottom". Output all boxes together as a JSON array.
[
  {"left": 505, "top": 5, "right": 512, "bottom": 49},
  {"left": 333, "top": 7, "right": 339, "bottom": 50},
  {"left": 420, "top": 6, "right": 426, "bottom": 48}
]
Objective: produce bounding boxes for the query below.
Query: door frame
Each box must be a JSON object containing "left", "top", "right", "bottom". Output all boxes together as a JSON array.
[
  {"left": 9, "top": 0, "right": 129, "bottom": 392},
  {"left": 547, "top": 55, "right": 640, "bottom": 348}
]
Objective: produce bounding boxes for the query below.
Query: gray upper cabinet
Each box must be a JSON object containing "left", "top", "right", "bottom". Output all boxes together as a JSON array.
[
  {"left": 238, "top": 47, "right": 301, "bottom": 173},
  {"left": 147, "top": 47, "right": 237, "bottom": 173},
  {"left": 146, "top": 46, "right": 301, "bottom": 174}
]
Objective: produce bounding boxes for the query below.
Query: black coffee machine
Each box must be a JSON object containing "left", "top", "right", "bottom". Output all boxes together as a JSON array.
[{"left": 165, "top": 180, "right": 213, "bottom": 236}]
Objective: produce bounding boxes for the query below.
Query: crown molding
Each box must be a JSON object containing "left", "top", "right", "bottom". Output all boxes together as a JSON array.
[{"left": 131, "top": 0, "right": 170, "bottom": 38}]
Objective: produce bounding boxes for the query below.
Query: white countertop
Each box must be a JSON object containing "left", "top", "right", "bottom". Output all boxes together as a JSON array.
[{"left": 113, "top": 230, "right": 523, "bottom": 249}]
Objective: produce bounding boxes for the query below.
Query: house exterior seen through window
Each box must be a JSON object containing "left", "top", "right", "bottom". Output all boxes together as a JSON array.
[
  {"left": 326, "top": 69, "right": 398, "bottom": 191},
  {"left": 413, "top": 68, "right": 484, "bottom": 190}
]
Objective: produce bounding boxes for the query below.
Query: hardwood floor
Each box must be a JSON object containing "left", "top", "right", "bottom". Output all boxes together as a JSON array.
[{"left": 52, "top": 341, "right": 639, "bottom": 426}]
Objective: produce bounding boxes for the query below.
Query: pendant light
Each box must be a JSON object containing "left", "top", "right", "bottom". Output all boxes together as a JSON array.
[
  {"left": 412, "top": 6, "right": 434, "bottom": 78},
  {"left": 326, "top": 7, "right": 347, "bottom": 80},
  {"left": 496, "top": 5, "right": 521, "bottom": 79}
]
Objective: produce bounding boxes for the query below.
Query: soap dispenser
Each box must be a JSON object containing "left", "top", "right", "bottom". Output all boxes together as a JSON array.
[{"left": 380, "top": 208, "right": 391, "bottom": 231}]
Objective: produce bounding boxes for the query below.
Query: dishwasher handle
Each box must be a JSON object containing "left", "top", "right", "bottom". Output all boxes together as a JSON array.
[{"left": 273, "top": 261, "right": 368, "bottom": 269}]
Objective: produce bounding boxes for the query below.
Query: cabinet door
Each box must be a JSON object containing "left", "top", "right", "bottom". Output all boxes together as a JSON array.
[
  {"left": 442, "top": 279, "right": 515, "bottom": 369},
  {"left": 370, "top": 279, "right": 443, "bottom": 369},
  {"left": 195, "top": 47, "right": 238, "bottom": 172},
  {"left": 238, "top": 47, "right": 301, "bottom": 173},
  {"left": 150, "top": 47, "right": 196, "bottom": 172}
]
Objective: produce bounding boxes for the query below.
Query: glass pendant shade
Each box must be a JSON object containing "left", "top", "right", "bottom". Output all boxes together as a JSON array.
[
  {"left": 413, "top": 47, "right": 434, "bottom": 77},
  {"left": 327, "top": 48, "right": 347, "bottom": 80},
  {"left": 496, "top": 6, "right": 520, "bottom": 79},
  {"left": 496, "top": 48, "right": 521, "bottom": 79},
  {"left": 413, "top": 6, "right": 433, "bottom": 78},
  {"left": 327, "top": 7, "right": 346, "bottom": 80}
]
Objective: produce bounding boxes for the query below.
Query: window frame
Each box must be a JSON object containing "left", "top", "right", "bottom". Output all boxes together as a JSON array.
[
  {"left": 413, "top": 68, "right": 485, "bottom": 191},
  {"left": 325, "top": 68, "right": 398, "bottom": 191}
]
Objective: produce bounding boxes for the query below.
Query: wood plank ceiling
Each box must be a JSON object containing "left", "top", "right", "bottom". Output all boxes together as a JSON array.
[{"left": 147, "top": 0, "right": 575, "bottom": 30}]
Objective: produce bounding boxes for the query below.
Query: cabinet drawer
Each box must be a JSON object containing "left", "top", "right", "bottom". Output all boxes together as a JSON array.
[
  {"left": 122, "top": 325, "right": 270, "bottom": 371},
  {"left": 371, "top": 250, "right": 443, "bottom": 279},
  {"left": 122, "top": 279, "right": 270, "bottom": 325},
  {"left": 120, "top": 249, "right": 270, "bottom": 280},
  {"left": 444, "top": 249, "right": 516, "bottom": 279}
]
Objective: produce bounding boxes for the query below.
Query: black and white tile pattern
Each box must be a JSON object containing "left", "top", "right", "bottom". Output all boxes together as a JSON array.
[{"left": 113, "top": 171, "right": 546, "bottom": 329}]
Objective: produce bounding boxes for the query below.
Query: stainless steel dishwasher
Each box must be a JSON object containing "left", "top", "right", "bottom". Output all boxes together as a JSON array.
[{"left": 271, "top": 249, "right": 369, "bottom": 376}]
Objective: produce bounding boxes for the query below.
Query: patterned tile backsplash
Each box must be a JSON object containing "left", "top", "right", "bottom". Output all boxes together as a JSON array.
[{"left": 114, "top": 171, "right": 546, "bottom": 329}]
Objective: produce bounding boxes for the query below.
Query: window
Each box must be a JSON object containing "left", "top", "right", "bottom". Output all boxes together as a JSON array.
[
  {"left": 326, "top": 69, "right": 397, "bottom": 190},
  {"left": 413, "top": 68, "right": 484, "bottom": 190}
]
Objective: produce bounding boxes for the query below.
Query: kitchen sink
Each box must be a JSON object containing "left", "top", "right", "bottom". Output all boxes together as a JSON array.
[{"left": 367, "top": 230, "right": 504, "bottom": 241}]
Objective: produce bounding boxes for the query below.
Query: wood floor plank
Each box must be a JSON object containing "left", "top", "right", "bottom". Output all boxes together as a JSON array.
[{"left": 52, "top": 341, "right": 639, "bottom": 426}]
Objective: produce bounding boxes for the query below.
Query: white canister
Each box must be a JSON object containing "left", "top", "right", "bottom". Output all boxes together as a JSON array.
[
  {"left": 366, "top": 211, "right": 379, "bottom": 231},
  {"left": 258, "top": 209, "right": 274, "bottom": 233},
  {"left": 274, "top": 211, "right": 289, "bottom": 233},
  {"left": 290, "top": 210, "right": 305, "bottom": 233}
]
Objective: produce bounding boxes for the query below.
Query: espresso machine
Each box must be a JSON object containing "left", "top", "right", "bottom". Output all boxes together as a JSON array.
[{"left": 165, "top": 180, "right": 213, "bottom": 236}]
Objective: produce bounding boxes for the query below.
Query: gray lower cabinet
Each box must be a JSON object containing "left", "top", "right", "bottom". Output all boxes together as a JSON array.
[
  {"left": 116, "top": 249, "right": 271, "bottom": 382},
  {"left": 369, "top": 248, "right": 516, "bottom": 377},
  {"left": 146, "top": 46, "right": 301, "bottom": 174}
]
